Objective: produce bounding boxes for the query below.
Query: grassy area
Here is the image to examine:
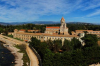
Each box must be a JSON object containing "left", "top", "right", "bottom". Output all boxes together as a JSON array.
[
  {"left": 14, "top": 38, "right": 23, "bottom": 41},
  {"left": 8, "top": 35, "right": 13, "bottom": 38},
  {"left": 7, "top": 35, "right": 23, "bottom": 41},
  {"left": 15, "top": 44, "right": 30, "bottom": 66}
]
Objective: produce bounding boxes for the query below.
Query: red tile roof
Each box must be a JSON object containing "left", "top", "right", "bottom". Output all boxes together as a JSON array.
[
  {"left": 46, "top": 26, "right": 60, "bottom": 29},
  {"left": 76, "top": 30, "right": 93, "bottom": 32},
  {"left": 19, "top": 29, "right": 26, "bottom": 31},
  {"left": 61, "top": 17, "right": 65, "bottom": 21},
  {"left": 16, "top": 32, "right": 79, "bottom": 37},
  {"left": 28, "top": 30, "right": 31, "bottom": 31}
]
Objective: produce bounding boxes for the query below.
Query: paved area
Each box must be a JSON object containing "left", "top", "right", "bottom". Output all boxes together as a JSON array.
[
  {"left": 0, "top": 35, "right": 39, "bottom": 66},
  {"left": 26, "top": 45, "right": 39, "bottom": 66},
  {"left": 89, "top": 63, "right": 100, "bottom": 66}
]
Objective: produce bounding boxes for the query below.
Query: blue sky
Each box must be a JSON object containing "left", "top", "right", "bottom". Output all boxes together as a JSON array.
[{"left": 0, "top": 0, "right": 100, "bottom": 23}]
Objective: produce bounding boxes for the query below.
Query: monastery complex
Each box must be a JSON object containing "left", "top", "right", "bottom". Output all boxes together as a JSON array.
[{"left": 8, "top": 17, "right": 100, "bottom": 45}]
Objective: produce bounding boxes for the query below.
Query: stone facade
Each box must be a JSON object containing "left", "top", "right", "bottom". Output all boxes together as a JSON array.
[
  {"left": 45, "top": 26, "right": 60, "bottom": 34},
  {"left": 9, "top": 17, "right": 84, "bottom": 45},
  {"left": 8, "top": 17, "right": 100, "bottom": 46},
  {"left": 60, "top": 17, "right": 69, "bottom": 35},
  {"left": 13, "top": 32, "right": 79, "bottom": 45},
  {"left": 72, "top": 30, "right": 100, "bottom": 37},
  {"left": 45, "top": 17, "right": 69, "bottom": 35}
]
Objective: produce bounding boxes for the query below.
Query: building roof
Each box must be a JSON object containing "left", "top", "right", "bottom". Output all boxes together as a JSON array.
[
  {"left": 16, "top": 32, "right": 79, "bottom": 37},
  {"left": 43, "top": 34, "right": 78, "bottom": 37},
  {"left": 28, "top": 30, "right": 32, "bottom": 31},
  {"left": 16, "top": 33, "right": 42, "bottom": 35},
  {"left": 61, "top": 17, "right": 65, "bottom": 21},
  {"left": 46, "top": 26, "right": 60, "bottom": 29},
  {"left": 71, "top": 31, "right": 75, "bottom": 33},
  {"left": 89, "top": 31, "right": 100, "bottom": 32},
  {"left": 28, "top": 30, "right": 40, "bottom": 31},
  {"left": 76, "top": 30, "right": 93, "bottom": 32},
  {"left": 19, "top": 29, "right": 26, "bottom": 31}
]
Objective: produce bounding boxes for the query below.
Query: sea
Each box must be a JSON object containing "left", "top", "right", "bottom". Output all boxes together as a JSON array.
[{"left": 0, "top": 41, "right": 15, "bottom": 66}]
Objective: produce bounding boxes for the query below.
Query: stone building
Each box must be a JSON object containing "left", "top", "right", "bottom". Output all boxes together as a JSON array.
[
  {"left": 60, "top": 17, "right": 69, "bottom": 35},
  {"left": 45, "top": 17, "right": 69, "bottom": 35},
  {"left": 72, "top": 30, "right": 100, "bottom": 37},
  {"left": 8, "top": 17, "right": 100, "bottom": 46},
  {"left": 45, "top": 26, "right": 60, "bottom": 34},
  {"left": 12, "top": 17, "right": 82, "bottom": 45}
]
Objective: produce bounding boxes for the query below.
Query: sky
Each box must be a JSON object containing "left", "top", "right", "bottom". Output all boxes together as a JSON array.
[{"left": 0, "top": 0, "right": 100, "bottom": 23}]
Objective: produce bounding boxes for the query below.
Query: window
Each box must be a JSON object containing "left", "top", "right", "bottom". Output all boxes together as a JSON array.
[{"left": 47, "top": 37, "right": 48, "bottom": 39}]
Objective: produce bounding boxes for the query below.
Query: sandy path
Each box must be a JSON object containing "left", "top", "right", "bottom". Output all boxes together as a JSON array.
[{"left": 26, "top": 45, "right": 39, "bottom": 66}]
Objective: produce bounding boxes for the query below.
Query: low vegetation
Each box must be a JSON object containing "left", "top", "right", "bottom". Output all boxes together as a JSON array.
[
  {"left": 0, "top": 23, "right": 100, "bottom": 35},
  {"left": 7, "top": 35, "right": 13, "bottom": 38},
  {"left": 14, "top": 38, "right": 23, "bottom": 41},
  {"left": 15, "top": 44, "right": 30, "bottom": 66},
  {"left": 7, "top": 35, "right": 23, "bottom": 41}
]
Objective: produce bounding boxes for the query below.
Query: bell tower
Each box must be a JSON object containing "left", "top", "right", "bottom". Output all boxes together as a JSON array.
[{"left": 60, "top": 17, "right": 69, "bottom": 35}]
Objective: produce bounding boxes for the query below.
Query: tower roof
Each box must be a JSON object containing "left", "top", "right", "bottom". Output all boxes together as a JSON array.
[{"left": 61, "top": 17, "right": 65, "bottom": 21}]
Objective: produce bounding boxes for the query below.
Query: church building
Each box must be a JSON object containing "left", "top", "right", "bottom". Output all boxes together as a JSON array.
[
  {"left": 45, "top": 17, "right": 69, "bottom": 35},
  {"left": 9, "top": 17, "right": 85, "bottom": 45}
]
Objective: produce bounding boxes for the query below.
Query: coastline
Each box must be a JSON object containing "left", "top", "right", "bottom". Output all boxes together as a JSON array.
[
  {"left": 5, "top": 45, "right": 18, "bottom": 64},
  {"left": 0, "top": 41, "right": 17, "bottom": 65},
  {"left": 0, "top": 40, "right": 23, "bottom": 66},
  {"left": 0, "top": 41, "right": 15, "bottom": 66},
  {"left": 0, "top": 34, "right": 39, "bottom": 66}
]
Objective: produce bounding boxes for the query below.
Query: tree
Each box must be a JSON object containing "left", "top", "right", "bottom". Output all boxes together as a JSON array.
[
  {"left": 71, "top": 37, "right": 82, "bottom": 50},
  {"left": 42, "top": 49, "right": 54, "bottom": 66},
  {"left": 53, "top": 40, "right": 62, "bottom": 52},
  {"left": 33, "top": 27, "right": 36, "bottom": 30},
  {"left": 0, "top": 27, "right": 3, "bottom": 33},
  {"left": 83, "top": 31, "right": 88, "bottom": 34},
  {"left": 3, "top": 29, "right": 8, "bottom": 35},
  {"left": 29, "top": 37, "right": 41, "bottom": 50},
  {"left": 82, "top": 34, "right": 98, "bottom": 47},
  {"left": 46, "top": 39, "right": 54, "bottom": 50},
  {"left": 62, "top": 40, "right": 72, "bottom": 51}
]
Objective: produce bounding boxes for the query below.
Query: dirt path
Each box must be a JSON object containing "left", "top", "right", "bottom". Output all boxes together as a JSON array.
[{"left": 26, "top": 46, "right": 39, "bottom": 66}]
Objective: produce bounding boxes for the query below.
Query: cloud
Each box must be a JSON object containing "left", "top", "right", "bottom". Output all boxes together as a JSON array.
[
  {"left": 82, "top": 0, "right": 100, "bottom": 11},
  {"left": 87, "top": 9, "right": 100, "bottom": 17},
  {"left": 0, "top": 0, "right": 100, "bottom": 22},
  {"left": 0, "top": 0, "right": 84, "bottom": 22}
]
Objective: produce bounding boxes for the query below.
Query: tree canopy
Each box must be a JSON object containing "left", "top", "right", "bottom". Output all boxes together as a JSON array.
[{"left": 29, "top": 34, "right": 100, "bottom": 66}]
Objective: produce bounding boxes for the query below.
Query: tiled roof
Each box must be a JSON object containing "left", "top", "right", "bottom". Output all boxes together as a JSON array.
[
  {"left": 89, "top": 31, "right": 100, "bottom": 32},
  {"left": 16, "top": 32, "right": 79, "bottom": 37},
  {"left": 76, "top": 30, "right": 93, "bottom": 31},
  {"left": 61, "top": 17, "right": 65, "bottom": 21},
  {"left": 19, "top": 29, "right": 26, "bottom": 31},
  {"left": 71, "top": 31, "right": 75, "bottom": 33},
  {"left": 28, "top": 30, "right": 40, "bottom": 31},
  {"left": 46, "top": 26, "right": 60, "bottom": 29},
  {"left": 28, "top": 30, "right": 32, "bottom": 31}
]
